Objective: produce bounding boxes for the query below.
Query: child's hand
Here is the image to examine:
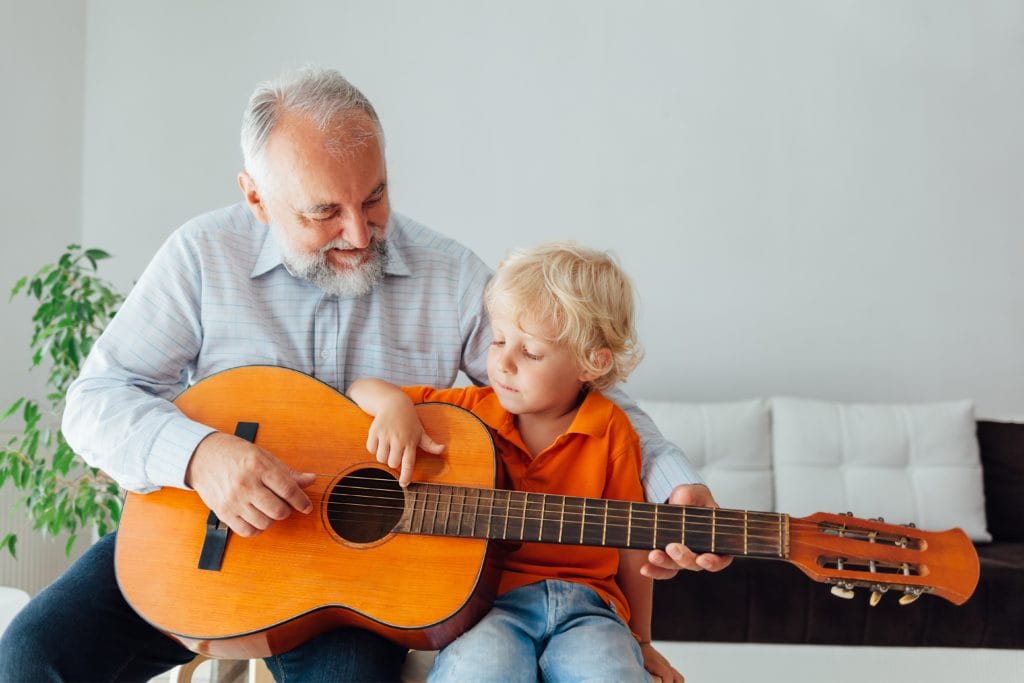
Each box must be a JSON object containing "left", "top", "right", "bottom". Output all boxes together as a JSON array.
[
  {"left": 640, "top": 642, "right": 683, "bottom": 683},
  {"left": 365, "top": 395, "right": 445, "bottom": 486}
]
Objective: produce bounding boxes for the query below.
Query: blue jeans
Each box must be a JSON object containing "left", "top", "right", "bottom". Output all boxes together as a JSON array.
[
  {"left": 428, "top": 580, "right": 649, "bottom": 683},
  {"left": 0, "top": 533, "right": 406, "bottom": 682}
]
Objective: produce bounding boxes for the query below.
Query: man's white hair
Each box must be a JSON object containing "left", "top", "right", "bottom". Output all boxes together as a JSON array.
[{"left": 240, "top": 66, "right": 384, "bottom": 187}]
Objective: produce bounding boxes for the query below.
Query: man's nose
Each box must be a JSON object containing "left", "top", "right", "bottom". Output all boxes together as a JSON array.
[{"left": 336, "top": 212, "right": 371, "bottom": 249}]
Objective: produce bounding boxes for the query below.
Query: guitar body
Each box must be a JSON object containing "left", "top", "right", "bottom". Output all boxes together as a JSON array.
[{"left": 115, "top": 366, "right": 501, "bottom": 658}]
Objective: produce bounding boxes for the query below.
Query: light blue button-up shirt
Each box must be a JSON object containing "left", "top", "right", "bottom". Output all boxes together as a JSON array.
[{"left": 62, "top": 202, "right": 702, "bottom": 501}]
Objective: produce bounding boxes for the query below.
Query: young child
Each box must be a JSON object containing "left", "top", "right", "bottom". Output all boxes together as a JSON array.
[{"left": 349, "top": 242, "right": 682, "bottom": 683}]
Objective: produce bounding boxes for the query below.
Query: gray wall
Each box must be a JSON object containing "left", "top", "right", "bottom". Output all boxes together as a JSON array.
[
  {"left": 75, "top": 0, "right": 1024, "bottom": 419},
  {"left": 4, "top": 1, "right": 1024, "bottom": 421},
  {"left": 0, "top": 0, "right": 89, "bottom": 594}
]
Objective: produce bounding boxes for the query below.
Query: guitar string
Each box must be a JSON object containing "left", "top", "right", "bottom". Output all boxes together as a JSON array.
[
  {"left": 297, "top": 501, "right": 911, "bottom": 551},
  {"left": 306, "top": 491, "right": 907, "bottom": 539},
  {"left": 301, "top": 474, "right": 915, "bottom": 540},
  {"left": 303, "top": 479, "right": 914, "bottom": 539}
]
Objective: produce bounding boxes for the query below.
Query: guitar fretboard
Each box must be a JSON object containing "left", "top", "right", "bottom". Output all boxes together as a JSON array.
[{"left": 395, "top": 483, "right": 788, "bottom": 559}]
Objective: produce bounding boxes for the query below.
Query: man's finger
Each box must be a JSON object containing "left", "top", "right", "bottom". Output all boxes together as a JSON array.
[
  {"left": 695, "top": 553, "right": 733, "bottom": 572},
  {"left": 641, "top": 562, "right": 679, "bottom": 580},
  {"left": 262, "top": 468, "right": 314, "bottom": 514}
]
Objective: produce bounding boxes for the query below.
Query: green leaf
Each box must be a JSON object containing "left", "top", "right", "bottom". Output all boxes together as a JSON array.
[
  {"left": 1, "top": 533, "right": 16, "bottom": 559},
  {"left": 104, "top": 497, "right": 122, "bottom": 521},
  {"left": 10, "top": 276, "right": 27, "bottom": 299},
  {"left": 2, "top": 397, "right": 25, "bottom": 420}
]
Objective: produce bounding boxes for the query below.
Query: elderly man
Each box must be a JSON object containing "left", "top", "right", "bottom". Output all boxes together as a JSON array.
[{"left": 0, "top": 67, "right": 728, "bottom": 682}]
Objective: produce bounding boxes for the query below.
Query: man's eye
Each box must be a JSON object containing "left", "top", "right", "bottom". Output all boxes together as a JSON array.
[{"left": 490, "top": 340, "right": 505, "bottom": 347}]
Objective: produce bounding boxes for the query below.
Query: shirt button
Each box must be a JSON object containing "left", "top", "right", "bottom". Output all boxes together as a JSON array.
[{"left": 320, "top": 349, "right": 330, "bottom": 359}]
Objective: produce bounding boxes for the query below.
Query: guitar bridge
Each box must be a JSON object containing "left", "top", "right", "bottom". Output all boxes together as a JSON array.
[{"left": 197, "top": 421, "right": 259, "bottom": 572}]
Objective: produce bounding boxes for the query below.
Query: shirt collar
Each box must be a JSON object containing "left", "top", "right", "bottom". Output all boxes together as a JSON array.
[
  {"left": 249, "top": 215, "right": 412, "bottom": 279},
  {"left": 471, "top": 388, "right": 614, "bottom": 441}
]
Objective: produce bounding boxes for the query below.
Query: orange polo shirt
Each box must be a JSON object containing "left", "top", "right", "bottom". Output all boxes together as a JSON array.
[{"left": 401, "top": 385, "right": 645, "bottom": 625}]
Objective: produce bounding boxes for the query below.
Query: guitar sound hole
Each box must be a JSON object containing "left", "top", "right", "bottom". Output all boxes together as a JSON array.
[{"left": 326, "top": 468, "right": 405, "bottom": 544}]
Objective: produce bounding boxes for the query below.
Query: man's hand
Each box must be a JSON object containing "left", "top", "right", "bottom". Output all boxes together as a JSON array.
[
  {"left": 641, "top": 484, "right": 733, "bottom": 579},
  {"left": 184, "top": 431, "right": 317, "bottom": 537}
]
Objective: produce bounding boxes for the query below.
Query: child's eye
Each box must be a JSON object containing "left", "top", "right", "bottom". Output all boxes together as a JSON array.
[
  {"left": 523, "top": 350, "right": 541, "bottom": 361},
  {"left": 490, "top": 340, "right": 505, "bottom": 347}
]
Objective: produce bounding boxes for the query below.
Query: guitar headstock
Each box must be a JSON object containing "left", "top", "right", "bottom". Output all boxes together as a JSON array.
[{"left": 787, "top": 511, "right": 980, "bottom": 606}]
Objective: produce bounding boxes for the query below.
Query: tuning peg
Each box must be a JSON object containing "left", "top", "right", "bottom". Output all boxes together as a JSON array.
[
  {"left": 898, "top": 589, "right": 922, "bottom": 606},
  {"left": 871, "top": 516, "right": 885, "bottom": 523},
  {"left": 830, "top": 584, "right": 855, "bottom": 599},
  {"left": 869, "top": 586, "right": 887, "bottom": 607}
]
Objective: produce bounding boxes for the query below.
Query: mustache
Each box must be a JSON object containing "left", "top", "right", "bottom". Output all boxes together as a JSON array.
[{"left": 318, "top": 226, "right": 385, "bottom": 254}]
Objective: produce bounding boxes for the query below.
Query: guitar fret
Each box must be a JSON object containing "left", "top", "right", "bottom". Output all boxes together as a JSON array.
[
  {"left": 626, "top": 502, "right": 633, "bottom": 547},
  {"left": 453, "top": 487, "right": 465, "bottom": 537},
  {"left": 602, "top": 500, "right": 608, "bottom": 546},
  {"left": 580, "top": 499, "right": 587, "bottom": 544},
  {"left": 681, "top": 506, "right": 686, "bottom": 547},
  {"left": 428, "top": 487, "right": 440, "bottom": 535},
  {"left": 653, "top": 505, "right": 658, "bottom": 548},
  {"left": 519, "top": 492, "right": 527, "bottom": 538},
  {"left": 711, "top": 507, "right": 716, "bottom": 553},
  {"left": 539, "top": 495, "right": 546, "bottom": 541},
  {"left": 406, "top": 488, "right": 418, "bottom": 533},
  {"left": 485, "top": 489, "right": 494, "bottom": 539},
  {"left": 468, "top": 488, "right": 480, "bottom": 538},
  {"left": 503, "top": 491, "right": 510, "bottom": 540},
  {"left": 442, "top": 486, "right": 452, "bottom": 535},
  {"left": 558, "top": 495, "right": 565, "bottom": 543}
]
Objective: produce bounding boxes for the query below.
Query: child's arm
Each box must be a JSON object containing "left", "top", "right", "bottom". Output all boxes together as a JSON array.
[
  {"left": 618, "top": 549, "right": 684, "bottom": 683},
  {"left": 348, "top": 378, "right": 444, "bottom": 486}
]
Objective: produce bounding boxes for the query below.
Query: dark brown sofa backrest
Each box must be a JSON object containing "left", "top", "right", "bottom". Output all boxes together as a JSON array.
[{"left": 977, "top": 420, "right": 1024, "bottom": 543}]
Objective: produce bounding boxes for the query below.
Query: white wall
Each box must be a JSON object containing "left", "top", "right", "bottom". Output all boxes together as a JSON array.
[
  {"left": 0, "top": 0, "right": 89, "bottom": 594},
  {"left": 73, "top": 0, "right": 1024, "bottom": 419}
]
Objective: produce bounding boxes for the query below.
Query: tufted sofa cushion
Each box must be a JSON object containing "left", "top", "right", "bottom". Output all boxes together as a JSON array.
[
  {"left": 771, "top": 397, "right": 991, "bottom": 541},
  {"left": 636, "top": 399, "right": 773, "bottom": 511}
]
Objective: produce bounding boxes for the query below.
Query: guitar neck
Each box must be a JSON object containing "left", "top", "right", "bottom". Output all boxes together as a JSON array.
[{"left": 396, "top": 482, "right": 789, "bottom": 559}]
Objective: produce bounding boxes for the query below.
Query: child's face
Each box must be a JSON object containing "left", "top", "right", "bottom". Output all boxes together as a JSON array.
[{"left": 486, "top": 308, "right": 592, "bottom": 420}]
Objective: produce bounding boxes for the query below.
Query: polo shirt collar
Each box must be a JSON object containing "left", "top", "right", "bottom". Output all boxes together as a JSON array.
[
  {"left": 470, "top": 388, "right": 613, "bottom": 442},
  {"left": 249, "top": 216, "right": 412, "bottom": 279}
]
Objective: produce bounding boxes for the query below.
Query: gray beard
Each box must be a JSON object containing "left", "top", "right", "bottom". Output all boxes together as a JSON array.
[{"left": 274, "top": 227, "right": 388, "bottom": 297}]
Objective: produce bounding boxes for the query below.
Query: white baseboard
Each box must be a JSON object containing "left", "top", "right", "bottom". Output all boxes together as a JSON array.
[{"left": 651, "top": 641, "right": 1023, "bottom": 683}]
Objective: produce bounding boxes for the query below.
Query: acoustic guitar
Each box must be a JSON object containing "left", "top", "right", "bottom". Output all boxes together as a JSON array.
[{"left": 115, "top": 365, "right": 980, "bottom": 659}]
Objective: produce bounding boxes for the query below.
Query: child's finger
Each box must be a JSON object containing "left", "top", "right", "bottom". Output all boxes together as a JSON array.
[
  {"left": 419, "top": 432, "right": 445, "bottom": 455},
  {"left": 399, "top": 445, "right": 417, "bottom": 486}
]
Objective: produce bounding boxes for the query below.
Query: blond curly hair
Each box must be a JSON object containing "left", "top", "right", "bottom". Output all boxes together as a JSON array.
[{"left": 485, "top": 241, "right": 643, "bottom": 391}]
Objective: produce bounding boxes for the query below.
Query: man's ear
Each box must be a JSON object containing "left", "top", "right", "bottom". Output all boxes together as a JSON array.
[
  {"left": 579, "top": 348, "right": 613, "bottom": 383},
  {"left": 238, "top": 171, "right": 270, "bottom": 225}
]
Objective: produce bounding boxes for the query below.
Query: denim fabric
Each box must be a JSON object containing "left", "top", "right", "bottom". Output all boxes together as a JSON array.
[
  {"left": 0, "top": 533, "right": 406, "bottom": 682},
  {"left": 428, "top": 580, "right": 649, "bottom": 683}
]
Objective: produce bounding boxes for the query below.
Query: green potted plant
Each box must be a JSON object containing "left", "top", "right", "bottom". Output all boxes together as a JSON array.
[{"left": 0, "top": 245, "right": 125, "bottom": 557}]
